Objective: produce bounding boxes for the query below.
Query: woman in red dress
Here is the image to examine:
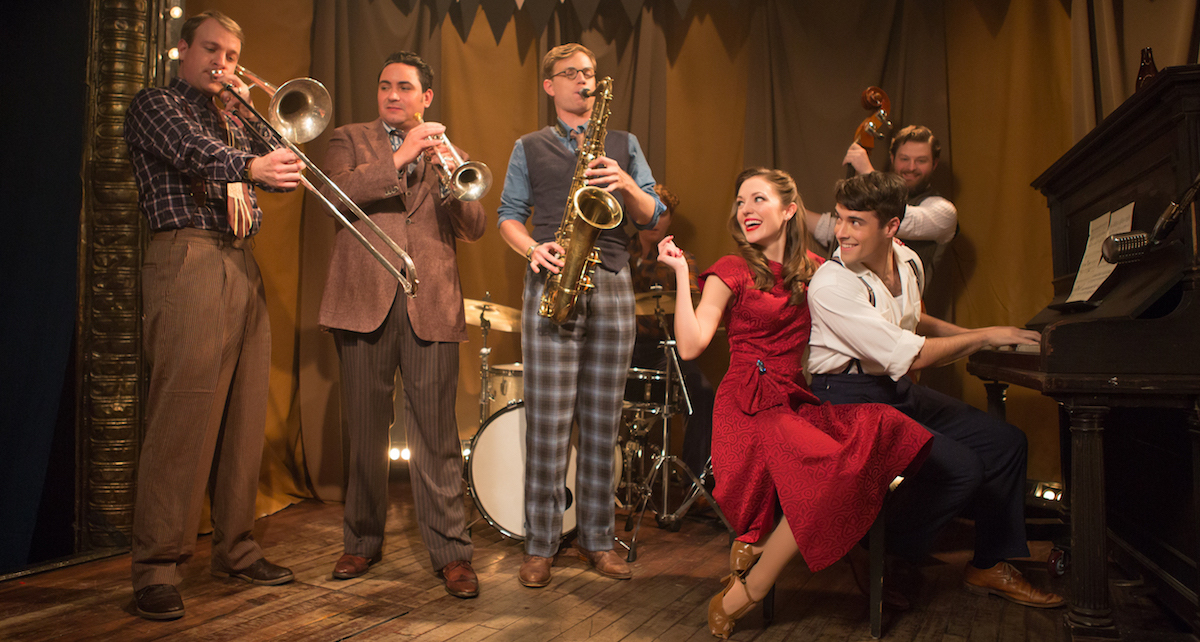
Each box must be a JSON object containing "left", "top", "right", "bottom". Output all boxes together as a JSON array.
[{"left": 657, "top": 168, "right": 932, "bottom": 638}]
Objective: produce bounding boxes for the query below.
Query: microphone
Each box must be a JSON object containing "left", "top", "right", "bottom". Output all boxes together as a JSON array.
[
  {"left": 1102, "top": 170, "right": 1200, "bottom": 264},
  {"left": 1101, "top": 230, "right": 1151, "bottom": 264}
]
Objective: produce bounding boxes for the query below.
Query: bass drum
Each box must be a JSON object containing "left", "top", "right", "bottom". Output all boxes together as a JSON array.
[
  {"left": 467, "top": 402, "right": 622, "bottom": 541},
  {"left": 467, "top": 403, "right": 577, "bottom": 540}
]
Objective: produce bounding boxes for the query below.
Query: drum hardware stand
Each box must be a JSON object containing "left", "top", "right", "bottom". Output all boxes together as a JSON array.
[
  {"left": 475, "top": 292, "right": 495, "bottom": 428},
  {"left": 622, "top": 291, "right": 734, "bottom": 561}
]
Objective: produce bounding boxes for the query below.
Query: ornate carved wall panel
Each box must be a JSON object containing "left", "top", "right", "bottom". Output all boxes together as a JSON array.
[{"left": 76, "top": 0, "right": 161, "bottom": 552}]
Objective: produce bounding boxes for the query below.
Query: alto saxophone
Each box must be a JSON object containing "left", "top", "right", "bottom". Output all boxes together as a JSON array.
[{"left": 537, "top": 77, "right": 624, "bottom": 324}]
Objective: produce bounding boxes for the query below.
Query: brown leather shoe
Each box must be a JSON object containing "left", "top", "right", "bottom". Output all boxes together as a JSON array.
[
  {"left": 440, "top": 560, "right": 479, "bottom": 598},
  {"left": 134, "top": 584, "right": 184, "bottom": 620},
  {"left": 964, "top": 561, "right": 1065, "bottom": 608},
  {"left": 332, "top": 553, "right": 379, "bottom": 580},
  {"left": 211, "top": 558, "right": 294, "bottom": 586},
  {"left": 519, "top": 554, "right": 553, "bottom": 588},
  {"left": 577, "top": 547, "right": 632, "bottom": 580}
]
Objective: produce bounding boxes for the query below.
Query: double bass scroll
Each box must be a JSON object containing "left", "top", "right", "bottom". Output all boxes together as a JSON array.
[{"left": 848, "top": 86, "right": 892, "bottom": 177}]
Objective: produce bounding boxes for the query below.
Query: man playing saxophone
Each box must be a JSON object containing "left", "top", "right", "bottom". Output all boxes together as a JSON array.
[{"left": 497, "top": 43, "right": 664, "bottom": 588}]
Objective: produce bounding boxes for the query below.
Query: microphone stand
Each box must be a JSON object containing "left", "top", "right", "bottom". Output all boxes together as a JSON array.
[{"left": 622, "top": 290, "right": 734, "bottom": 561}]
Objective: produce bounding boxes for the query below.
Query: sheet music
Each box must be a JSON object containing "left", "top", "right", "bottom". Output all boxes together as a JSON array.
[{"left": 1067, "top": 203, "right": 1134, "bottom": 303}]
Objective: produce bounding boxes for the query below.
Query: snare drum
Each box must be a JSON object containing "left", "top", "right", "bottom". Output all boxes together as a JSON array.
[
  {"left": 486, "top": 362, "right": 523, "bottom": 417},
  {"left": 467, "top": 402, "right": 622, "bottom": 541},
  {"left": 624, "top": 367, "right": 678, "bottom": 410}
]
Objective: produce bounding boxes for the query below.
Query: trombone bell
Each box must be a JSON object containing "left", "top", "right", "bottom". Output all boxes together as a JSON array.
[{"left": 268, "top": 78, "right": 331, "bottom": 144}]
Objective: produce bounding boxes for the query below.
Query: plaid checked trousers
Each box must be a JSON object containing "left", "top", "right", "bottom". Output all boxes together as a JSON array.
[{"left": 521, "top": 266, "right": 635, "bottom": 556}]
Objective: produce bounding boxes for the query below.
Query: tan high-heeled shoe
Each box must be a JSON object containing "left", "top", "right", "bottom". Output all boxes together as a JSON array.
[
  {"left": 729, "top": 540, "right": 762, "bottom": 579},
  {"left": 707, "top": 573, "right": 762, "bottom": 639}
]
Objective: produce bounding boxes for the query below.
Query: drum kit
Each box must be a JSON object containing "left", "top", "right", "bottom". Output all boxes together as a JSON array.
[{"left": 460, "top": 289, "right": 733, "bottom": 558}]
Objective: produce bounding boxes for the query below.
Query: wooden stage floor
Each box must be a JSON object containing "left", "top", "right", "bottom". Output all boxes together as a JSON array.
[{"left": 2, "top": 471, "right": 1194, "bottom": 642}]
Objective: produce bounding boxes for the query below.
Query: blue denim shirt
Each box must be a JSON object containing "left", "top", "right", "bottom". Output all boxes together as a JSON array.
[{"left": 497, "top": 120, "right": 663, "bottom": 229}]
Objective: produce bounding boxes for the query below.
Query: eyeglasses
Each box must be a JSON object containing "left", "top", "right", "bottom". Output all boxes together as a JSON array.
[{"left": 550, "top": 67, "right": 596, "bottom": 81}]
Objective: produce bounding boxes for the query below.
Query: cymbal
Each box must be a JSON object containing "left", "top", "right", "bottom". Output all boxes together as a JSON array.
[
  {"left": 463, "top": 299, "right": 522, "bottom": 332},
  {"left": 634, "top": 289, "right": 677, "bottom": 316}
]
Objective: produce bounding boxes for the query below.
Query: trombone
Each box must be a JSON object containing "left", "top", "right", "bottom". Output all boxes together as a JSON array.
[
  {"left": 413, "top": 113, "right": 492, "bottom": 201},
  {"left": 214, "top": 65, "right": 419, "bottom": 296}
]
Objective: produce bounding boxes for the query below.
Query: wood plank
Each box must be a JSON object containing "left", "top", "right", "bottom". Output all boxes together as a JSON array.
[{"left": 0, "top": 476, "right": 1190, "bottom": 642}]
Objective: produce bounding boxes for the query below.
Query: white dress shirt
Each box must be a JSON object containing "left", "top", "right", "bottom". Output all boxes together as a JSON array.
[{"left": 807, "top": 240, "right": 926, "bottom": 381}]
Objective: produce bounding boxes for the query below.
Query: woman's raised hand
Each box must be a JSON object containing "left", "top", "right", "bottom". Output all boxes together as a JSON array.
[{"left": 657, "top": 235, "right": 688, "bottom": 272}]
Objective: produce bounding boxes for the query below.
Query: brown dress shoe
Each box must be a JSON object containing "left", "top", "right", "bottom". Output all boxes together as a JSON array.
[
  {"left": 332, "top": 553, "right": 379, "bottom": 580},
  {"left": 211, "top": 558, "right": 294, "bottom": 586},
  {"left": 519, "top": 554, "right": 553, "bottom": 588},
  {"left": 577, "top": 547, "right": 632, "bottom": 580},
  {"left": 134, "top": 584, "right": 184, "bottom": 621},
  {"left": 964, "top": 561, "right": 1065, "bottom": 608},
  {"left": 441, "top": 560, "right": 479, "bottom": 598}
]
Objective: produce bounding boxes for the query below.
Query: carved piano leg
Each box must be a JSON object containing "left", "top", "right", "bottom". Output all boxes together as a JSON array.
[
  {"left": 1191, "top": 401, "right": 1200, "bottom": 634},
  {"left": 1064, "top": 404, "right": 1116, "bottom": 637},
  {"left": 982, "top": 381, "right": 1008, "bottom": 422}
]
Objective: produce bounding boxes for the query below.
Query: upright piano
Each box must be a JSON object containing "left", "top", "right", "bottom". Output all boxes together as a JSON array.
[{"left": 968, "top": 65, "right": 1200, "bottom": 638}]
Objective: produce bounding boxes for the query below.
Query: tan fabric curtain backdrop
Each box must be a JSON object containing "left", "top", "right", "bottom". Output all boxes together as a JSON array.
[
  {"left": 185, "top": 0, "right": 1200, "bottom": 509},
  {"left": 1072, "top": 0, "right": 1199, "bottom": 139},
  {"left": 185, "top": 0, "right": 315, "bottom": 518}
]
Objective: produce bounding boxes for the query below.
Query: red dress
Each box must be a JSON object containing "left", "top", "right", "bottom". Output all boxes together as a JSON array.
[{"left": 702, "top": 255, "right": 931, "bottom": 572}]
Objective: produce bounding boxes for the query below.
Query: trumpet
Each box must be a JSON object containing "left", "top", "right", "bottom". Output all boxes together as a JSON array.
[
  {"left": 213, "top": 66, "right": 419, "bottom": 296},
  {"left": 413, "top": 113, "right": 492, "bottom": 201}
]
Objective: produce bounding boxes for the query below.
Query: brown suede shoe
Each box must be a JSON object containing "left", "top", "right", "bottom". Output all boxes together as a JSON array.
[
  {"left": 332, "top": 553, "right": 379, "bottom": 580},
  {"left": 964, "top": 561, "right": 1065, "bottom": 608},
  {"left": 440, "top": 560, "right": 479, "bottom": 598},
  {"left": 134, "top": 584, "right": 184, "bottom": 621},
  {"left": 577, "top": 547, "right": 632, "bottom": 580},
  {"left": 519, "top": 554, "right": 553, "bottom": 588},
  {"left": 211, "top": 558, "right": 294, "bottom": 586}
]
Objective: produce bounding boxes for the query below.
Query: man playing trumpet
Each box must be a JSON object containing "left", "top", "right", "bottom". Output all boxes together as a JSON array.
[
  {"left": 123, "top": 10, "right": 303, "bottom": 621},
  {"left": 317, "top": 51, "right": 486, "bottom": 598}
]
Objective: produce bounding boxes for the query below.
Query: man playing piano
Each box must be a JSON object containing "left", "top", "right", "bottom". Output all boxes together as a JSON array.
[{"left": 806, "top": 171, "right": 1064, "bottom": 609}]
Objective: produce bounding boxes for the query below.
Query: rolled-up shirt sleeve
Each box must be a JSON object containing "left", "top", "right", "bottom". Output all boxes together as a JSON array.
[
  {"left": 807, "top": 271, "right": 926, "bottom": 381},
  {"left": 811, "top": 195, "right": 957, "bottom": 247},
  {"left": 497, "top": 139, "right": 532, "bottom": 226}
]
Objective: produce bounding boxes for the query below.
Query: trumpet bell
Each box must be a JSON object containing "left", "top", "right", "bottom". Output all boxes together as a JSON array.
[
  {"left": 449, "top": 161, "right": 493, "bottom": 201},
  {"left": 268, "top": 77, "right": 331, "bottom": 144}
]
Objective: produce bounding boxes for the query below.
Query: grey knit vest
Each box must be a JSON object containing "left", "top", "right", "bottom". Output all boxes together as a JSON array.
[{"left": 521, "top": 126, "right": 632, "bottom": 272}]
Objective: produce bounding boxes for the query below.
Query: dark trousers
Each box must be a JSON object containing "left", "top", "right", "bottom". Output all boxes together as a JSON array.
[
  {"left": 334, "top": 291, "right": 472, "bottom": 570},
  {"left": 810, "top": 374, "right": 1030, "bottom": 562}
]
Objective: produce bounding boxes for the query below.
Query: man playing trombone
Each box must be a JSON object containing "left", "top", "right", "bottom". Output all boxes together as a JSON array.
[
  {"left": 123, "top": 10, "right": 304, "bottom": 621},
  {"left": 317, "top": 51, "right": 486, "bottom": 598}
]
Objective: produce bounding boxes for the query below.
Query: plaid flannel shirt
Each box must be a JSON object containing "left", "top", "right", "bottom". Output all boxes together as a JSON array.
[{"left": 124, "top": 76, "right": 275, "bottom": 235}]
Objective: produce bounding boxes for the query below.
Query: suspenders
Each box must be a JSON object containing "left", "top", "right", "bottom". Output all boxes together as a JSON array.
[{"left": 828, "top": 255, "right": 924, "bottom": 375}]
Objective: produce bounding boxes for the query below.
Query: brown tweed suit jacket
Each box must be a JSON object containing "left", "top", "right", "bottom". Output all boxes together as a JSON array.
[{"left": 317, "top": 118, "right": 486, "bottom": 341}]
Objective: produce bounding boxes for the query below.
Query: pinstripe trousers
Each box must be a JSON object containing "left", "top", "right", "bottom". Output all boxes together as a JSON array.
[
  {"left": 132, "top": 229, "right": 270, "bottom": 590},
  {"left": 334, "top": 290, "right": 473, "bottom": 570},
  {"left": 521, "top": 267, "right": 635, "bottom": 556}
]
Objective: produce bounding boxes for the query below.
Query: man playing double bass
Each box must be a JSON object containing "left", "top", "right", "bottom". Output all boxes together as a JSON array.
[
  {"left": 497, "top": 43, "right": 664, "bottom": 588},
  {"left": 807, "top": 125, "right": 958, "bottom": 287},
  {"left": 318, "top": 51, "right": 486, "bottom": 598}
]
